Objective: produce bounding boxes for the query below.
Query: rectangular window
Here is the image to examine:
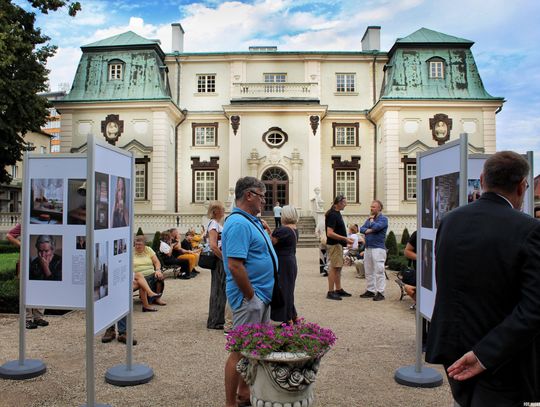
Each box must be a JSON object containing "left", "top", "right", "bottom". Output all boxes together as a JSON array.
[
  {"left": 336, "top": 73, "right": 355, "bottom": 92},
  {"left": 194, "top": 170, "right": 216, "bottom": 202},
  {"left": 405, "top": 163, "right": 417, "bottom": 200},
  {"left": 264, "top": 73, "right": 286, "bottom": 93},
  {"left": 135, "top": 162, "right": 147, "bottom": 200},
  {"left": 40, "top": 146, "right": 47, "bottom": 154},
  {"left": 109, "top": 64, "right": 123, "bottom": 80},
  {"left": 429, "top": 61, "right": 444, "bottom": 78},
  {"left": 11, "top": 165, "right": 17, "bottom": 179},
  {"left": 195, "top": 127, "right": 216, "bottom": 146},
  {"left": 197, "top": 74, "right": 216, "bottom": 93},
  {"left": 336, "top": 127, "right": 356, "bottom": 146},
  {"left": 335, "top": 170, "right": 357, "bottom": 203}
]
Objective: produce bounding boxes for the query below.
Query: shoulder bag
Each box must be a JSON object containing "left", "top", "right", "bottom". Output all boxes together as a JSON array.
[{"left": 228, "top": 212, "right": 284, "bottom": 308}]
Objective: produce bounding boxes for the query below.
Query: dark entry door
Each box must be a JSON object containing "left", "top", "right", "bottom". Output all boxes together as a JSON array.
[{"left": 261, "top": 167, "right": 288, "bottom": 215}]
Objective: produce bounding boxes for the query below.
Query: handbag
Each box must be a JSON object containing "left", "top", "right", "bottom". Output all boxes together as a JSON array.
[
  {"left": 228, "top": 212, "right": 284, "bottom": 308},
  {"left": 198, "top": 250, "right": 217, "bottom": 269}
]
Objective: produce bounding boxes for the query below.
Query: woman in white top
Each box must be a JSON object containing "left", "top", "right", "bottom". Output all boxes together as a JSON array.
[
  {"left": 159, "top": 230, "right": 191, "bottom": 279},
  {"left": 206, "top": 200, "right": 226, "bottom": 329}
]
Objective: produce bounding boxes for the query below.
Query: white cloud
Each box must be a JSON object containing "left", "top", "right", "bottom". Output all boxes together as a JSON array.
[{"left": 46, "top": 47, "right": 82, "bottom": 92}]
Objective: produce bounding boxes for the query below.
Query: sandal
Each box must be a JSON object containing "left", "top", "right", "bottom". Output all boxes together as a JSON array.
[{"left": 236, "top": 398, "right": 251, "bottom": 407}]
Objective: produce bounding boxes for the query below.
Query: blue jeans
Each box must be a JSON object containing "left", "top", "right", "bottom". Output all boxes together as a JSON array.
[{"left": 117, "top": 316, "right": 127, "bottom": 334}]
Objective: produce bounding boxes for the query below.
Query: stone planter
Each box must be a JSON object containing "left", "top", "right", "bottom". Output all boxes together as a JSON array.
[{"left": 237, "top": 351, "right": 321, "bottom": 407}]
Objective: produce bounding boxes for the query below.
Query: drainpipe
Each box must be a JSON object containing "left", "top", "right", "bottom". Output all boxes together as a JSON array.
[
  {"left": 368, "top": 54, "right": 378, "bottom": 201},
  {"left": 175, "top": 56, "right": 181, "bottom": 106},
  {"left": 175, "top": 109, "right": 188, "bottom": 213}
]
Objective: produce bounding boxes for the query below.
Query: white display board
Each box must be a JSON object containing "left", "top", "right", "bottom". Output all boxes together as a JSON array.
[
  {"left": 24, "top": 155, "right": 86, "bottom": 309},
  {"left": 417, "top": 137, "right": 467, "bottom": 320},
  {"left": 467, "top": 154, "right": 489, "bottom": 204},
  {"left": 89, "top": 140, "right": 133, "bottom": 334}
]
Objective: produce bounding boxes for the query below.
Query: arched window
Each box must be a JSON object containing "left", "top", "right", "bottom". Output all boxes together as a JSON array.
[{"left": 108, "top": 59, "right": 125, "bottom": 81}]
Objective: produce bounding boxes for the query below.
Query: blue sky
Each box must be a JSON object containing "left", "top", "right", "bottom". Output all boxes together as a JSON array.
[{"left": 27, "top": 0, "right": 539, "bottom": 174}]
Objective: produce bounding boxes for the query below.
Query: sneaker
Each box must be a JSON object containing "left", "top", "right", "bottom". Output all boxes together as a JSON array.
[
  {"left": 335, "top": 288, "right": 352, "bottom": 297},
  {"left": 359, "top": 290, "right": 376, "bottom": 298},
  {"left": 326, "top": 291, "right": 342, "bottom": 301},
  {"left": 373, "top": 292, "right": 385, "bottom": 301},
  {"left": 34, "top": 318, "right": 49, "bottom": 327},
  {"left": 190, "top": 271, "right": 198, "bottom": 278},
  {"left": 117, "top": 333, "right": 138, "bottom": 345},
  {"left": 101, "top": 326, "right": 116, "bottom": 343},
  {"left": 26, "top": 320, "right": 38, "bottom": 329},
  {"left": 177, "top": 272, "right": 191, "bottom": 280}
]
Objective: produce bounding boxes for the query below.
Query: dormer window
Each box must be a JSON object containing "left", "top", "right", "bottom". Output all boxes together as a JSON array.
[
  {"left": 108, "top": 60, "right": 124, "bottom": 80},
  {"left": 428, "top": 58, "right": 445, "bottom": 79}
]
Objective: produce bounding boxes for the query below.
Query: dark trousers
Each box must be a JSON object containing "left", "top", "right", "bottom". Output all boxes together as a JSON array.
[
  {"left": 144, "top": 274, "right": 164, "bottom": 303},
  {"left": 207, "top": 260, "right": 226, "bottom": 329},
  {"left": 445, "top": 367, "right": 523, "bottom": 407},
  {"left": 274, "top": 217, "right": 281, "bottom": 228}
]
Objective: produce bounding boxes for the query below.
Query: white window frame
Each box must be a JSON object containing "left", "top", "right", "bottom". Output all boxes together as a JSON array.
[
  {"left": 335, "top": 126, "right": 356, "bottom": 146},
  {"left": 429, "top": 61, "right": 444, "bottom": 79},
  {"left": 135, "top": 162, "right": 147, "bottom": 200},
  {"left": 197, "top": 74, "right": 216, "bottom": 93},
  {"left": 264, "top": 73, "right": 286, "bottom": 93},
  {"left": 336, "top": 73, "right": 356, "bottom": 93},
  {"left": 11, "top": 165, "right": 18, "bottom": 179},
  {"left": 194, "top": 170, "right": 216, "bottom": 202},
  {"left": 335, "top": 170, "right": 357, "bottom": 203},
  {"left": 109, "top": 63, "right": 123, "bottom": 80},
  {"left": 405, "top": 162, "right": 417, "bottom": 200},
  {"left": 265, "top": 131, "right": 285, "bottom": 147},
  {"left": 194, "top": 126, "right": 216, "bottom": 146}
]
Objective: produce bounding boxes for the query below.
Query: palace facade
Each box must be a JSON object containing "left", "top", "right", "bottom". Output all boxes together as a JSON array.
[{"left": 54, "top": 25, "right": 503, "bottom": 234}]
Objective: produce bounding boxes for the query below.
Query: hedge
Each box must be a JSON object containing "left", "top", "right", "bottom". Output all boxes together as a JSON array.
[
  {"left": 387, "top": 255, "right": 409, "bottom": 272},
  {"left": 0, "top": 279, "right": 19, "bottom": 314}
]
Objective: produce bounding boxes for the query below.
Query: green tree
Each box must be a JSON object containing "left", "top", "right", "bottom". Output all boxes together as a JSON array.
[
  {"left": 151, "top": 231, "right": 161, "bottom": 252},
  {"left": 385, "top": 231, "right": 398, "bottom": 257},
  {"left": 401, "top": 228, "right": 410, "bottom": 245},
  {"left": 0, "top": 0, "right": 81, "bottom": 184},
  {"left": 136, "top": 227, "right": 144, "bottom": 236}
]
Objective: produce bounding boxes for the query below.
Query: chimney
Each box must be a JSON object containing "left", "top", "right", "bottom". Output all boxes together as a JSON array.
[
  {"left": 171, "top": 23, "right": 185, "bottom": 53},
  {"left": 361, "top": 26, "right": 381, "bottom": 51}
]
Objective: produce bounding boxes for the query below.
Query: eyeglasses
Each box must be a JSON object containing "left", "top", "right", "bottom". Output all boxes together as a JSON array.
[
  {"left": 525, "top": 180, "right": 530, "bottom": 190},
  {"left": 249, "top": 190, "right": 266, "bottom": 200}
]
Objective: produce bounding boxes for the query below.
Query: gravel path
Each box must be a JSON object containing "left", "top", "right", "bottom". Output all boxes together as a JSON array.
[{"left": 0, "top": 248, "right": 454, "bottom": 407}]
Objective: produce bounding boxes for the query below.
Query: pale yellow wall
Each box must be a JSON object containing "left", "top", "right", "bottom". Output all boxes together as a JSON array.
[
  {"left": 244, "top": 61, "right": 305, "bottom": 83},
  {"left": 179, "top": 61, "right": 231, "bottom": 110}
]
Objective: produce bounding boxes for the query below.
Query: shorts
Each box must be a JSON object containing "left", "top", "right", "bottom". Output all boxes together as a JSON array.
[
  {"left": 327, "top": 244, "right": 344, "bottom": 268},
  {"left": 232, "top": 295, "right": 270, "bottom": 328}
]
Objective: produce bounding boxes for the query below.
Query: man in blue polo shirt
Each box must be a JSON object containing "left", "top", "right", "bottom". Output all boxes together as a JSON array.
[
  {"left": 359, "top": 199, "right": 388, "bottom": 301},
  {"left": 222, "top": 176, "right": 276, "bottom": 407}
]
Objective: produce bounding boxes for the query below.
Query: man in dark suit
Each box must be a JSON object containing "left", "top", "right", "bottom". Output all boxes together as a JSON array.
[{"left": 426, "top": 151, "right": 540, "bottom": 407}]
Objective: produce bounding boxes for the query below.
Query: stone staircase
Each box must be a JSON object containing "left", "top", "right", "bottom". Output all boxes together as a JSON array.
[{"left": 262, "top": 216, "right": 319, "bottom": 248}]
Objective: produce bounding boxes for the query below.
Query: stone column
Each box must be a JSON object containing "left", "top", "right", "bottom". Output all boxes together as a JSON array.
[
  {"left": 482, "top": 109, "right": 497, "bottom": 154},
  {"left": 228, "top": 115, "right": 242, "bottom": 189},
  {"left": 290, "top": 149, "right": 303, "bottom": 209},
  {"left": 307, "top": 115, "right": 321, "bottom": 211},
  {"left": 151, "top": 110, "right": 168, "bottom": 211},
  {"left": 59, "top": 113, "right": 73, "bottom": 153},
  {"left": 382, "top": 111, "right": 400, "bottom": 212}
]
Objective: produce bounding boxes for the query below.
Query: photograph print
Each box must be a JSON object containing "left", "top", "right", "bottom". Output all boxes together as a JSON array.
[
  {"left": 93, "top": 241, "right": 109, "bottom": 302},
  {"left": 94, "top": 172, "right": 109, "bottom": 230},
  {"left": 468, "top": 179, "right": 482, "bottom": 203},
  {"left": 434, "top": 172, "right": 460, "bottom": 228},
  {"left": 67, "top": 179, "right": 87, "bottom": 225},
  {"left": 111, "top": 175, "right": 130, "bottom": 228},
  {"left": 421, "top": 239, "right": 433, "bottom": 291},
  {"left": 30, "top": 178, "right": 64, "bottom": 224},
  {"left": 421, "top": 178, "right": 433, "bottom": 228},
  {"left": 29, "top": 234, "right": 63, "bottom": 281}
]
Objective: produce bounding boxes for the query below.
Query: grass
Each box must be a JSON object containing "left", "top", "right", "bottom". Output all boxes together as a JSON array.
[{"left": 0, "top": 252, "right": 18, "bottom": 281}]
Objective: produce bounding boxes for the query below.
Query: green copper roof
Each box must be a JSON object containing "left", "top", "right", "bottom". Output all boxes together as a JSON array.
[
  {"left": 381, "top": 37, "right": 502, "bottom": 100},
  {"left": 83, "top": 31, "right": 160, "bottom": 48},
  {"left": 396, "top": 28, "right": 473, "bottom": 45},
  {"left": 64, "top": 48, "right": 171, "bottom": 102}
]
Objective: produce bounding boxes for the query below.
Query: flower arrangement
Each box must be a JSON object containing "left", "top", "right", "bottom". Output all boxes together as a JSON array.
[{"left": 225, "top": 318, "right": 337, "bottom": 359}]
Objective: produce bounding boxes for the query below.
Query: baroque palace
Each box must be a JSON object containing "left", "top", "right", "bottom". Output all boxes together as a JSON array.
[{"left": 54, "top": 25, "right": 503, "bottom": 235}]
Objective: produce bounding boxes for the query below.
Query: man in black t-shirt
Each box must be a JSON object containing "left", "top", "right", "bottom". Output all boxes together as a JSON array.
[{"left": 324, "top": 195, "right": 354, "bottom": 300}]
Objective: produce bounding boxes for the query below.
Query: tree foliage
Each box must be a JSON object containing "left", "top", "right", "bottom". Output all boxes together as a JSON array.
[
  {"left": 0, "top": 0, "right": 80, "bottom": 184},
  {"left": 401, "top": 228, "right": 410, "bottom": 245},
  {"left": 385, "top": 231, "right": 398, "bottom": 257}
]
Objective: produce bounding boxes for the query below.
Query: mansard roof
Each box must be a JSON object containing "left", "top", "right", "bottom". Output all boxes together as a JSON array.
[
  {"left": 381, "top": 28, "right": 502, "bottom": 101},
  {"left": 64, "top": 31, "right": 170, "bottom": 103}
]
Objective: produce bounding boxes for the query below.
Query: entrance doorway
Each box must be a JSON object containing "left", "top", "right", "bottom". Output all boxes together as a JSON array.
[{"left": 261, "top": 167, "right": 288, "bottom": 215}]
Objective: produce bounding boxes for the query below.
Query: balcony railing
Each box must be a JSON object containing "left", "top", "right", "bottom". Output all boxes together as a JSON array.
[{"left": 231, "top": 82, "right": 319, "bottom": 99}]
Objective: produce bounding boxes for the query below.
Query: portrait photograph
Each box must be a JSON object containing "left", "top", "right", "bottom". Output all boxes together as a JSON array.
[
  {"left": 434, "top": 172, "right": 460, "bottom": 228},
  {"left": 30, "top": 178, "right": 64, "bottom": 224},
  {"left": 93, "top": 241, "right": 109, "bottom": 302},
  {"left": 111, "top": 175, "right": 130, "bottom": 228},
  {"left": 29, "top": 235, "right": 63, "bottom": 282},
  {"left": 67, "top": 179, "right": 86, "bottom": 225},
  {"left": 421, "top": 178, "right": 433, "bottom": 228},
  {"left": 468, "top": 179, "right": 482, "bottom": 203},
  {"left": 421, "top": 239, "right": 433, "bottom": 291},
  {"left": 94, "top": 172, "right": 109, "bottom": 230},
  {"left": 76, "top": 236, "right": 86, "bottom": 250}
]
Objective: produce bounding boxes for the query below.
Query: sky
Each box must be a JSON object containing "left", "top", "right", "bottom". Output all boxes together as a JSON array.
[{"left": 22, "top": 0, "right": 540, "bottom": 174}]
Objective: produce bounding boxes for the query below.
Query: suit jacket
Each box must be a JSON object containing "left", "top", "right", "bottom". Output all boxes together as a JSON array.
[{"left": 426, "top": 192, "right": 540, "bottom": 399}]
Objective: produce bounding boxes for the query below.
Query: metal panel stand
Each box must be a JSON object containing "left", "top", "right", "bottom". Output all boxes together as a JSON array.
[
  {"left": 0, "top": 359, "right": 46, "bottom": 380},
  {"left": 105, "top": 364, "right": 154, "bottom": 386}
]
